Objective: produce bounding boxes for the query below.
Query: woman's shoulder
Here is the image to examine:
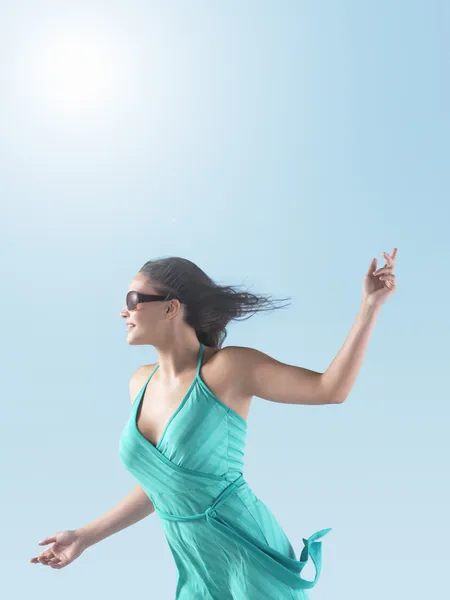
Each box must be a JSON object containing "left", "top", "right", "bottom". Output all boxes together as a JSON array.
[{"left": 129, "top": 363, "right": 158, "bottom": 404}]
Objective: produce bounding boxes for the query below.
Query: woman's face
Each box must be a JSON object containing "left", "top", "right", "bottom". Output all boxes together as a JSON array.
[
  {"left": 121, "top": 273, "right": 183, "bottom": 345},
  {"left": 121, "top": 273, "right": 166, "bottom": 345}
]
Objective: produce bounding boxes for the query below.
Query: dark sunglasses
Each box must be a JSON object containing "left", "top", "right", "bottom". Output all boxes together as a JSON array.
[{"left": 126, "top": 290, "right": 180, "bottom": 311}]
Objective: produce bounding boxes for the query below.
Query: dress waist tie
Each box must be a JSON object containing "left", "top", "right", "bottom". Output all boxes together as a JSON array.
[{"left": 157, "top": 474, "right": 332, "bottom": 591}]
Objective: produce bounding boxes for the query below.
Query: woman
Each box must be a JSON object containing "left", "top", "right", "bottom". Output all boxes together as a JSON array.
[{"left": 30, "top": 251, "right": 397, "bottom": 599}]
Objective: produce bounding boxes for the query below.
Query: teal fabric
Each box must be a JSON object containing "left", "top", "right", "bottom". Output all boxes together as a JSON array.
[{"left": 119, "top": 342, "right": 332, "bottom": 599}]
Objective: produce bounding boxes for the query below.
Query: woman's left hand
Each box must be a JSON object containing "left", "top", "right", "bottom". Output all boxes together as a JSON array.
[{"left": 362, "top": 248, "right": 398, "bottom": 307}]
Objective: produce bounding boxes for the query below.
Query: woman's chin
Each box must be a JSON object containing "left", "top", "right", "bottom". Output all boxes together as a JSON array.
[
  {"left": 126, "top": 329, "right": 137, "bottom": 343},
  {"left": 126, "top": 332, "right": 145, "bottom": 345}
]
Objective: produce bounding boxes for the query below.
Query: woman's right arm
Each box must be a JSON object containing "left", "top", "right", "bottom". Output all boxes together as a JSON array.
[
  {"left": 75, "top": 484, "right": 155, "bottom": 548},
  {"left": 77, "top": 363, "right": 157, "bottom": 547},
  {"left": 30, "top": 366, "right": 156, "bottom": 567},
  {"left": 31, "top": 485, "right": 155, "bottom": 566}
]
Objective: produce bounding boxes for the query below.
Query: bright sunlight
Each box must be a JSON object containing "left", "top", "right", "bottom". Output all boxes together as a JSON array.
[{"left": 25, "top": 25, "right": 132, "bottom": 125}]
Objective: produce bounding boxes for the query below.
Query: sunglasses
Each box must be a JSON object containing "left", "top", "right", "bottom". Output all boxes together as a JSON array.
[{"left": 126, "top": 290, "right": 180, "bottom": 311}]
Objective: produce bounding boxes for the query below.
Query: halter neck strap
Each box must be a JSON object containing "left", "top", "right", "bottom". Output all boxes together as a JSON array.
[{"left": 196, "top": 343, "right": 204, "bottom": 376}]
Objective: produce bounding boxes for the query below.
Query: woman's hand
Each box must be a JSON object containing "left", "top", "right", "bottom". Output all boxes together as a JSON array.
[
  {"left": 362, "top": 248, "right": 398, "bottom": 307},
  {"left": 29, "top": 529, "right": 89, "bottom": 569}
]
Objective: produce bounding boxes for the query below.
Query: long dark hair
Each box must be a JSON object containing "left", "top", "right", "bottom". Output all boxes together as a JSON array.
[{"left": 138, "top": 256, "right": 291, "bottom": 348}]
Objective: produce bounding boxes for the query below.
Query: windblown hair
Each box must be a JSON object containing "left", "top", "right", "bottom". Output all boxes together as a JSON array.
[{"left": 138, "top": 256, "right": 291, "bottom": 348}]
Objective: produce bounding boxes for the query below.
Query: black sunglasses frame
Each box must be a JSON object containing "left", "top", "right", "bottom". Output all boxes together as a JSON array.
[{"left": 126, "top": 290, "right": 180, "bottom": 311}]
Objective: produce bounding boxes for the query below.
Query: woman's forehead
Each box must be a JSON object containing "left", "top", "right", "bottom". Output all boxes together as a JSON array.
[{"left": 128, "top": 273, "right": 156, "bottom": 293}]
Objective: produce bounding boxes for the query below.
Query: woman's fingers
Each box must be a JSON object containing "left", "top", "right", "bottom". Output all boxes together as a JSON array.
[
  {"left": 373, "top": 266, "right": 394, "bottom": 276},
  {"left": 37, "top": 535, "right": 57, "bottom": 546},
  {"left": 49, "top": 558, "right": 62, "bottom": 568},
  {"left": 35, "top": 548, "right": 54, "bottom": 564}
]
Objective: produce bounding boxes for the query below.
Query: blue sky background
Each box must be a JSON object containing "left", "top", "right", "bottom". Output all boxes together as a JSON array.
[{"left": 1, "top": 1, "right": 448, "bottom": 598}]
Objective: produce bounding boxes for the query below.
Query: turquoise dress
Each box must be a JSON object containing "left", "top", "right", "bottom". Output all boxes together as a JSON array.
[{"left": 119, "top": 342, "right": 331, "bottom": 599}]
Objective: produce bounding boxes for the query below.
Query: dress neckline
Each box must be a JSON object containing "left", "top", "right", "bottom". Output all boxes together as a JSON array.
[{"left": 134, "top": 343, "right": 205, "bottom": 450}]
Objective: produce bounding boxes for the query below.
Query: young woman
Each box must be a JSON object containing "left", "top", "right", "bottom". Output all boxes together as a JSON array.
[{"left": 30, "top": 251, "right": 397, "bottom": 599}]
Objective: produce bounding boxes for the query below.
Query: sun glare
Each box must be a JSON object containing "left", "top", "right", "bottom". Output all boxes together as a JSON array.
[{"left": 26, "top": 27, "right": 129, "bottom": 123}]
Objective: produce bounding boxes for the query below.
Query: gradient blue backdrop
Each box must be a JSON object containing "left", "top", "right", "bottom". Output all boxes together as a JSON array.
[{"left": 2, "top": 1, "right": 448, "bottom": 599}]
